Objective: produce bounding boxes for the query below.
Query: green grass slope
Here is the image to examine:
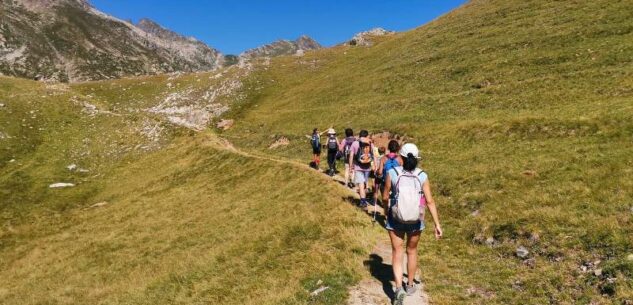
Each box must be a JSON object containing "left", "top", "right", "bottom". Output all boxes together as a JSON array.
[
  {"left": 220, "top": 0, "right": 633, "bottom": 303},
  {"left": 1, "top": 133, "right": 374, "bottom": 304},
  {"left": 1, "top": 71, "right": 380, "bottom": 304}
]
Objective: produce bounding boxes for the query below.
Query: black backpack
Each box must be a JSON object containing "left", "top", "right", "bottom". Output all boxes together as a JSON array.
[
  {"left": 327, "top": 137, "right": 338, "bottom": 151},
  {"left": 355, "top": 141, "right": 372, "bottom": 169},
  {"left": 343, "top": 137, "right": 355, "bottom": 160}
]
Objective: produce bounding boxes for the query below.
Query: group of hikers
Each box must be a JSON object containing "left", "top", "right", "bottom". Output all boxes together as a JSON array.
[{"left": 310, "top": 127, "right": 443, "bottom": 305}]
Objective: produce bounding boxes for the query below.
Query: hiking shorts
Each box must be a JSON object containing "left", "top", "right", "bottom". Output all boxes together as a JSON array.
[
  {"left": 385, "top": 211, "right": 425, "bottom": 233},
  {"left": 354, "top": 170, "right": 371, "bottom": 184},
  {"left": 312, "top": 147, "right": 321, "bottom": 155}
]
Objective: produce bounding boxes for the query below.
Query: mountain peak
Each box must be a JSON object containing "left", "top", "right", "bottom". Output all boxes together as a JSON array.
[
  {"left": 1, "top": 2, "right": 223, "bottom": 81},
  {"left": 295, "top": 35, "right": 321, "bottom": 50},
  {"left": 240, "top": 35, "right": 322, "bottom": 59}
]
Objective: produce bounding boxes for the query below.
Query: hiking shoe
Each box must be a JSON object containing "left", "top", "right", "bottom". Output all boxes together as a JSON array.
[
  {"left": 393, "top": 287, "right": 406, "bottom": 305},
  {"left": 406, "top": 283, "right": 417, "bottom": 296}
]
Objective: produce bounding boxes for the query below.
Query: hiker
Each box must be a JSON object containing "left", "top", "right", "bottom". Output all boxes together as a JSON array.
[
  {"left": 377, "top": 140, "right": 403, "bottom": 180},
  {"left": 339, "top": 128, "right": 356, "bottom": 187},
  {"left": 372, "top": 146, "right": 386, "bottom": 206},
  {"left": 349, "top": 130, "right": 375, "bottom": 207},
  {"left": 325, "top": 128, "right": 339, "bottom": 176},
  {"left": 382, "top": 143, "right": 442, "bottom": 305},
  {"left": 308, "top": 128, "right": 327, "bottom": 169}
]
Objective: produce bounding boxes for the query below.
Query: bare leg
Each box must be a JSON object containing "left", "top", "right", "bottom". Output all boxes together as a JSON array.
[
  {"left": 406, "top": 231, "right": 421, "bottom": 285},
  {"left": 389, "top": 230, "right": 406, "bottom": 289}
]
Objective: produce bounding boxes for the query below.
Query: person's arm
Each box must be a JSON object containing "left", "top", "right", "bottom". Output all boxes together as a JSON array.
[
  {"left": 382, "top": 173, "right": 391, "bottom": 212},
  {"left": 377, "top": 156, "right": 385, "bottom": 177},
  {"left": 423, "top": 179, "right": 442, "bottom": 239},
  {"left": 348, "top": 144, "right": 355, "bottom": 168},
  {"left": 370, "top": 145, "right": 377, "bottom": 172}
]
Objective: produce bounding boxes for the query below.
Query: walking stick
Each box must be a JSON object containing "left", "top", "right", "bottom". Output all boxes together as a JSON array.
[{"left": 372, "top": 174, "right": 378, "bottom": 223}]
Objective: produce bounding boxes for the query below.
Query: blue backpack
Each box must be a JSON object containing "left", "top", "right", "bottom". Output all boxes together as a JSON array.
[{"left": 383, "top": 155, "right": 400, "bottom": 175}]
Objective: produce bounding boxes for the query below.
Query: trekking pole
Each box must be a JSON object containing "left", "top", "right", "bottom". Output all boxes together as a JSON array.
[{"left": 372, "top": 176, "right": 378, "bottom": 223}]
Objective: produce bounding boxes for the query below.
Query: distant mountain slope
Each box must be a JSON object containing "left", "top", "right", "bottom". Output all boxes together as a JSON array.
[
  {"left": 240, "top": 35, "right": 321, "bottom": 59},
  {"left": 0, "top": 0, "right": 223, "bottom": 82}
]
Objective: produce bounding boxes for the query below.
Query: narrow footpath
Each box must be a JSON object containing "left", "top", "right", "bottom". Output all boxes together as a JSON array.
[{"left": 210, "top": 133, "right": 429, "bottom": 304}]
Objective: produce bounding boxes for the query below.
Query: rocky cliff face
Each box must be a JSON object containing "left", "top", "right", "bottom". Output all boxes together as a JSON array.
[
  {"left": 240, "top": 35, "right": 321, "bottom": 60},
  {"left": 0, "top": 0, "right": 223, "bottom": 82}
]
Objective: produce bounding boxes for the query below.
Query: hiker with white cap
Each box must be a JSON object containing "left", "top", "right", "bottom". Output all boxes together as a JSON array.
[
  {"left": 325, "top": 128, "right": 339, "bottom": 176},
  {"left": 382, "top": 143, "right": 442, "bottom": 305}
]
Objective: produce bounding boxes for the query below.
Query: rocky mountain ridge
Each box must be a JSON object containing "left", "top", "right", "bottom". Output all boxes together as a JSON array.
[
  {"left": 0, "top": 0, "right": 224, "bottom": 82},
  {"left": 239, "top": 35, "right": 322, "bottom": 59}
]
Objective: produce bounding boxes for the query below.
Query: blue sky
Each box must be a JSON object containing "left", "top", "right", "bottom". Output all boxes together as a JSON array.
[{"left": 90, "top": 0, "right": 467, "bottom": 55}]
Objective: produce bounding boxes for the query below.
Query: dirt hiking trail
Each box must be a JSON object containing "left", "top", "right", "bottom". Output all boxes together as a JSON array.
[
  {"left": 210, "top": 133, "right": 429, "bottom": 304},
  {"left": 347, "top": 205, "right": 430, "bottom": 305}
]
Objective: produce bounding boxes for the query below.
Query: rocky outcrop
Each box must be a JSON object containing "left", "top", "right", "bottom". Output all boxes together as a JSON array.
[
  {"left": 240, "top": 35, "right": 321, "bottom": 60},
  {"left": 0, "top": 0, "right": 223, "bottom": 82},
  {"left": 347, "top": 28, "right": 395, "bottom": 47}
]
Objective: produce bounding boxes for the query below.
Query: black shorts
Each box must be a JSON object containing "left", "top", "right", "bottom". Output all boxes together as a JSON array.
[{"left": 313, "top": 147, "right": 321, "bottom": 155}]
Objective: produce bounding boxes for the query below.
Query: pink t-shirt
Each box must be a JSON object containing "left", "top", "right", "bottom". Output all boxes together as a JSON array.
[{"left": 350, "top": 139, "right": 374, "bottom": 172}]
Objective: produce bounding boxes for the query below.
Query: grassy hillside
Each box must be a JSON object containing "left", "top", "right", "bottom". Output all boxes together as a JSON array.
[
  {"left": 0, "top": 133, "right": 376, "bottom": 305},
  {"left": 2, "top": 0, "right": 633, "bottom": 304},
  {"left": 0, "top": 74, "right": 379, "bottom": 304},
  {"left": 220, "top": 0, "right": 633, "bottom": 303}
]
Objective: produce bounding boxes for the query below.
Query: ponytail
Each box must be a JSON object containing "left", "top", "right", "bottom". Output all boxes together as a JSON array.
[{"left": 402, "top": 153, "right": 418, "bottom": 172}]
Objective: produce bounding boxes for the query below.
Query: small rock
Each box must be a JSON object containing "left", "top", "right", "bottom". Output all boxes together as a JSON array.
[
  {"left": 310, "top": 286, "right": 329, "bottom": 297},
  {"left": 523, "top": 258, "right": 536, "bottom": 268},
  {"left": 49, "top": 183, "right": 75, "bottom": 189},
  {"left": 594, "top": 269, "right": 602, "bottom": 277},
  {"left": 522, "top": 170, "right": 537, "bottom": 177},
  {"left": 485, "top": 237, "right": 496, "bottom": 247},
  {"left": 0, "top": 103, "right": 5, "bottom": 107},
  {"left": 67, "top": 164, "right": 77, "bottom": 171},
  {"left": 626, "top": 254, "right": 633, "bottom": 261},
  {"left": 78, "top": 168, "right": 90, "bottom": 173},
  {"left": 511, "top": 280, "right": 524, "bottom": 291},
  {"left": 470, "top": 210, "right": 480, "bottom": 217},
  {"left": 216, "top": 119, "right": 234, "bottom": 130},
  {"left": 516, "top": 246, "right": 530, "bottom": 259},
  {"left": 269, "top": 136, "right": 290, "bottom": 149},
  {"left": 90, "top": 202, "right": 108, "bottom": 208},
  {"left": 529, "top": 233, "right": 540, "bottom": 243},
  {"left": 316, "top": 280, "right": 323, "bottom": 286},
  {"left": 9, "top": 159, "right": 15, "bottom": 163},
  {"left": 580, "top": 265, "right": 588, "bottom": 272}
]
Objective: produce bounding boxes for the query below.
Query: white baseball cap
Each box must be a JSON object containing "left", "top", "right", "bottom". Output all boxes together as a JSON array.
[
  {"left": 327, "top": 128, "right": 336, "bottom": 135},
  {"left": 399, "top": 143, "right": 421, "bottom": 159}
]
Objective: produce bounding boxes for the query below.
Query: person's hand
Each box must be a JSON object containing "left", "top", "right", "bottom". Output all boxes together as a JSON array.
[{"left": 434, "top": 224, "right": 443, "bottom": 240}]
